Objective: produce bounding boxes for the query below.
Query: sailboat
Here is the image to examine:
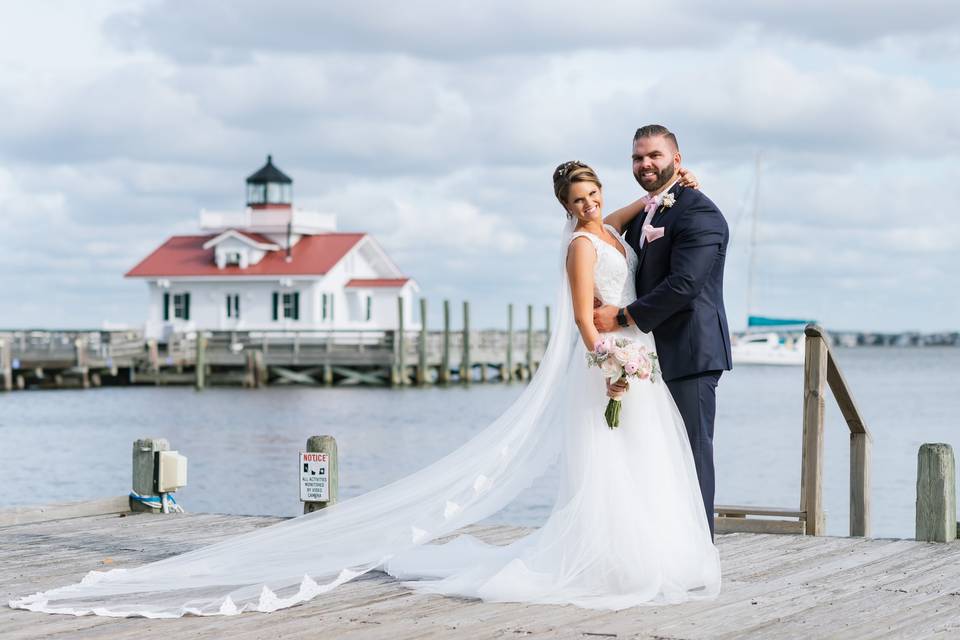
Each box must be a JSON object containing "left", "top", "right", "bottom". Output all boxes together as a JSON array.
[{"left": 731, "top": 155, "right": 811, "bottom": 366}]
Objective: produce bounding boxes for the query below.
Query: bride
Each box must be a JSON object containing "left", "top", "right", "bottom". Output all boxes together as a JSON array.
[{"left": 10, "top": 162, "right": 720, "bottom": 618}]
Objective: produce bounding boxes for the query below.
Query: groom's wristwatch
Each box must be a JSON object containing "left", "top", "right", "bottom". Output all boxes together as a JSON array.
[{"left": 616, "top": 308, "right": 629, "bottom": 328}]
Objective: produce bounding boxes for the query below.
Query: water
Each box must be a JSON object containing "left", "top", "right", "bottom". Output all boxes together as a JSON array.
[{"left": 1, "top": 347, "right": 957, "bottom": 538}]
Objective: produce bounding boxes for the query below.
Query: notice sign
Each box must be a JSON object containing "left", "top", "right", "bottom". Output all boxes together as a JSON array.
[{"left": 299, "top": 451, "right": 330, "bottom": 502}]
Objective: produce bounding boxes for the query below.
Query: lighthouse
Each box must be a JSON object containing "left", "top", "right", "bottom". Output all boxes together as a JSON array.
[{"left": 125, "top": 157, "right": 419, "bottom": 340}]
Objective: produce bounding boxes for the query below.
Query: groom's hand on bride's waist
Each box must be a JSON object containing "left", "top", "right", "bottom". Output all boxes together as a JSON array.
[{"left": 593, "top": 304, "right": 625, "bottom": 332}]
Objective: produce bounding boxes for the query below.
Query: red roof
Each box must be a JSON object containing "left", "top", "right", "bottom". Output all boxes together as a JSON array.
[
  {"left": 345, "top": 278, "right": 411, "bottom": 288},
  {"left": 125, "top": 233, "right": 366, "bottom": 277}
]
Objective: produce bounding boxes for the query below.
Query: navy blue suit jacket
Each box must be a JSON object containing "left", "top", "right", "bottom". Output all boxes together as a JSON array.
[{"left": 624, "top": 184, "right": 733, "bottom": 382}]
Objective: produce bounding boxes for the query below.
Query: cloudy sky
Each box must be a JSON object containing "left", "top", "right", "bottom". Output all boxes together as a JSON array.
[{"left": 1, "top": 1, "right": 958, "bottom": 331}]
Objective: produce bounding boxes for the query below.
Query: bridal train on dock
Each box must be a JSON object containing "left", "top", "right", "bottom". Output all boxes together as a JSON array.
[{"left": 10, "top": 219, "right": 719, "bottom": 618}]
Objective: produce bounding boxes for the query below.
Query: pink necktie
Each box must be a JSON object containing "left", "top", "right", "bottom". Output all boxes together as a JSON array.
[{"left": 639, "top": 195, "right": 660, "bottom": 247}]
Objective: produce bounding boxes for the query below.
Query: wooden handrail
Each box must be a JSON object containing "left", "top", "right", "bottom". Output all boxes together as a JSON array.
[{"left": 801, "top": 324, "right": 872, "bottom": 537}]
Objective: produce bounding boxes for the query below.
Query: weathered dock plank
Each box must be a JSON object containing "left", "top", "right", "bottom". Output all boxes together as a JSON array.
[{"left": 4, "top": 513, "right": 960, "bottom": 639}]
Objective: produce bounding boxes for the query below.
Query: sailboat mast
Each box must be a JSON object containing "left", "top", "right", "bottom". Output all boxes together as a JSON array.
[{"left": 746, "top": 152, "right": 762, "bottom": 325}]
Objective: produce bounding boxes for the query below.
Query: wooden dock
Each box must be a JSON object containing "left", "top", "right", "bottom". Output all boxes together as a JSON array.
[
  {"left": 4, "top": 511, "right": 960, "bottom": 639},
  {"left": 0, "top": 318, "right": 549, "bottom": 390}
]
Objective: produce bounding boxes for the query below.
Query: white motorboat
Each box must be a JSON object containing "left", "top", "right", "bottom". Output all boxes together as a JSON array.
[{"left": 732, "top": 331, "right": 804, "bottom": 366}]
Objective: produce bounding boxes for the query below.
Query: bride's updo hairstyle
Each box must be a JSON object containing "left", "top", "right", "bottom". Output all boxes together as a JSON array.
[{"left": 553, "top": 160, "right": 602, "bottom": 218}]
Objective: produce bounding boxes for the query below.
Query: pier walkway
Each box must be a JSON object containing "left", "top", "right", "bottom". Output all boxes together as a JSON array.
[{"left": 4, "top": 511, "right": 960, "bottom": 639}]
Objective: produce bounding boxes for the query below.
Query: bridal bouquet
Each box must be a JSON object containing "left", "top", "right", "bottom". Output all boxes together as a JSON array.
[{"left": 586, "top": 337, "right": 660, "bottom": 428}]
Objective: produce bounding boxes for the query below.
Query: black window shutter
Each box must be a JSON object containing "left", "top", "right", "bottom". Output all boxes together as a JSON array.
[
  {"left": 163, "top": 292, "right": 170, "bottom": 321},
  {"left": 183, "top": 293, "right": 191, "bottom": 320},
  {"left": 272, "top": 292, "right": 279, "bottom": 320},
  {"left": 293, "top": 292, "right": 300, "bottom": 320}
]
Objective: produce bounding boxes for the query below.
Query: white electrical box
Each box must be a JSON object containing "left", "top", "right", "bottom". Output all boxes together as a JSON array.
[{"left": 157, "top": 451, "right": 188, "bottom": 492}]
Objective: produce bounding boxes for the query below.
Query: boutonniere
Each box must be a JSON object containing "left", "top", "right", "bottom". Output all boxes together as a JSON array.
[{"left": 662, "top": 193, "right": 676, "bottom": 208}]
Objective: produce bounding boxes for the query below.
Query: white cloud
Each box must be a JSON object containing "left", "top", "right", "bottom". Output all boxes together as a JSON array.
[{"left": 0, "top": 2, "right": 957, "bottom": 331}]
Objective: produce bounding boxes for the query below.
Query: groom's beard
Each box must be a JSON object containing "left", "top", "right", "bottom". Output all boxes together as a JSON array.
[{"left": 634, "top": 163, "right": 675, "bottom": 193}]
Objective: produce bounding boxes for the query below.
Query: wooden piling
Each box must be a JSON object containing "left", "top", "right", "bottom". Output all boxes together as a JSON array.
[
  {"left": 461, "top": 301, "right": 471, "bottom": 384},
  {"left": 916, "top": 443, "right": 957, "bottom": 542},
  {"left": 147, "top": 339, "right": 160, "bottom": 385},
  {"left": 304, "top": 435, "right": 339, "bottom": 514},
  {"left": 545, "top": 305, "right": 551, "bottom": 347},
  {"left": 131, "top": 437, "right": 169, "bottom": 513},
  {"left": 322, "top": 363, "right": 333, "bottom": 386},
  {"left": 417, "top": 298, "right": 428, "bottom": 385},
  {"left": 395, "top": 297, "right": 406, "bottom": 386},
  {"left": 505, "top": 304, "right": 514, "bottom": 382},
  {"left": 526, "top": 304, "right": 534, "bottom": 378},
  {"left": 1, "top": 337, "right": 11, "bottom": 392},
  {"left": 254, "top": 350, "right": 267, "bottom": 387},
  {"left": 800, "top": 333, "right": 827, "bottom": 535},
  {"left": 440, "top": 300, "right": 452, "bottom": 384},
  {"left": 74, "top": 337, "right": 90, "bottom": 389},
  {"left": 244, "top": 351, "right": 255, "bottom": 387},
  {"left": 195, "top": 333, "right": 207, "bottom": 390}
]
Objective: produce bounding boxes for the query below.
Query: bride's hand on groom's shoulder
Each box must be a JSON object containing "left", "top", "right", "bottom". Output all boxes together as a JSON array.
[{"left": 678, "top": 167, "right": 699, "bottom": 190}]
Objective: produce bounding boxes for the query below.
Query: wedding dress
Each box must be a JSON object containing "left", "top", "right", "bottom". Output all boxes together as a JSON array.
[{"left": 10, "top": 221, "right": 720, "bottom": 618}]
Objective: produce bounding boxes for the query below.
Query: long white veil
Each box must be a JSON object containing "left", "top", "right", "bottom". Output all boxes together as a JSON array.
[{"left": 10, "top": 220, "right": 582, "bottom": 618}]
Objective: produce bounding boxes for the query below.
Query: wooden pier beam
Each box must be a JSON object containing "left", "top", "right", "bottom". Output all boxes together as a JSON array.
[
  {"left": 417, "top": 298, "right": 428, "bottom": 385},
  {"left": 461, "top": 301, "right": 471, "bottom": 385},
  {"left": 304, "top": 435, "right": 339, "bottom": 514},
  {"left": 440, "top": 300, "right": 451, "bottom": 384},
  {"left": 916, "top": 443, "right": 957, "bottom": 542}
]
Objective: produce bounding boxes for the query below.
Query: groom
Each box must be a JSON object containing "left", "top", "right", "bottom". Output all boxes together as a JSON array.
[{"left": 594, "top": 124, "right": 732, "bottom": 538}]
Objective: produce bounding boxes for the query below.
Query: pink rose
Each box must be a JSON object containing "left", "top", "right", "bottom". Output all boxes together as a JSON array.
[
  {"left": 624, "top": 361, "right": 639, "bottom": 375},
  {"left": 594, "top": 338, "right": 611, "bottom": 354}
]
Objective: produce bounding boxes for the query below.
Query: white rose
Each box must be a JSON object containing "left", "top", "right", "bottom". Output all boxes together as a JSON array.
[{"left": 600, "top": 357, "right": 623, "bottom": 380}]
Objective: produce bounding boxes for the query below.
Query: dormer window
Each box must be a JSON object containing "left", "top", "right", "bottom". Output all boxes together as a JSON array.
[{"left": 226, "top": 251, "right": 242, "bottom": 266}]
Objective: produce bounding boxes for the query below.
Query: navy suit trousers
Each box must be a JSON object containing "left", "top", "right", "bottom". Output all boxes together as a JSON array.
[{"left": 666, "top": 370, "right": 721, "bottom": 539}]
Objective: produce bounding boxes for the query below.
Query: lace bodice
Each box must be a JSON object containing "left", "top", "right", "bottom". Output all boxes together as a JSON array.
[{"left": 569, "top": 224, "right": 638, "bottom": 307}]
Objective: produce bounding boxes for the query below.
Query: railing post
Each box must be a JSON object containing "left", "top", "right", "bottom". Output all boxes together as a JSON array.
[
  {"left": 800, "top": 329, "right": 827, "bottom": 535},
  {"left": 461, "top": 301, "right": 471, "bottom": 384},
  {"left": 417, "top": 298, "right": 428, "bottom": 385},
  {"left": 916, "top": 443, "right": 957, "bottom": 542}
]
